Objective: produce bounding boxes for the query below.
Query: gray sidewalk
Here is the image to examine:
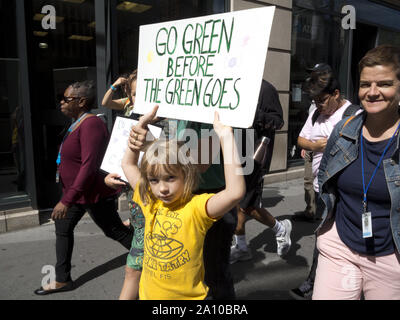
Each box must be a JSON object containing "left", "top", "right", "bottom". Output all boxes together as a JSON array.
[{"left": 0, "top": 178, "right": 319, "bottom": 300}]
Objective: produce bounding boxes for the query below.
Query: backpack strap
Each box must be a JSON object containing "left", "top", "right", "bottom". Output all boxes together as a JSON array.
[
  {"left": 338, "top": 104, "right": 361, "bottom": 135},
  {"left": 343, "top": 116, "right": 355, "bottom": 129},
  {"left": 339, "top": 115, "right": 356, "bottom": 136},
  {"left": 311, "top": 109, "right": 320, "bottom": 126},
  {"left": 342, "top": 104, "right": 361, "bottom": 119}
]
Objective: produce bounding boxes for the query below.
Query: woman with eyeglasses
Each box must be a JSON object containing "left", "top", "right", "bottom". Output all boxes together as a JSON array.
[
  {"left": 34, "top": 80, "right": 133, "bottom": 295},
  {"left": 313, "top": 45, "right": 400, "bottom": 299}
]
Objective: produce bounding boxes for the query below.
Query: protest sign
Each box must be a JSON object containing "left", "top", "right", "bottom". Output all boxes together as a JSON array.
[
  {"left": 100, "top": 116, "right": 162, "bottom": 182},
  {"left": 134, "top": 7, "right": 275, "bottom": 128}
]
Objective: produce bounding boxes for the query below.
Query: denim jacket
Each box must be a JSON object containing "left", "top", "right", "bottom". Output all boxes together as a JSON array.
[{"left": 317, "top": 111, "right": 400, "bottom": 253}]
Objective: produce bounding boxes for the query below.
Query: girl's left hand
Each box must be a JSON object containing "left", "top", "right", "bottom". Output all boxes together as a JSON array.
[
  {"left": 213, "top": 111, "right": 233, "bottom": 137},
  {"left": 105, "top": 173, "right": 127, "bottom": 189}
]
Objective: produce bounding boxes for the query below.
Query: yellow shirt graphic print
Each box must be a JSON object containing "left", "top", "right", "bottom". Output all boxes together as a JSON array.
[
  {"left": 146, "top": 212, "right": 188, "bottom": 269},
  {"left": 133, "top": 188, "right": 216, "bottom": 300}
]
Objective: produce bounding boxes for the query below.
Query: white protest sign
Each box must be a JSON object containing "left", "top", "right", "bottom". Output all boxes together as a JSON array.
[
  {"left": 101, "top": 116, "right": 162, "bottom": 182},
  {"left": 134, "top": 7, "right": 275, "bottom": 128}
]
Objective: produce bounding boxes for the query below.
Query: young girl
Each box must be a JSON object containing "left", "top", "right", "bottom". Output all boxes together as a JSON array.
[
  {"left": 102, "top": 70, "right": 137, "bottom": 116},
  {"left": 121, "top": 106, "right": 245, "bottom": 300}
]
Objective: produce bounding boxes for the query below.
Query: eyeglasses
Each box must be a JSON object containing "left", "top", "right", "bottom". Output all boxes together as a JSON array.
[
  {"left": 61, "top": 96, "right": 82, "bottom": 103},
  {"left": 313, "top": 94, "right": 331, "bottom": 105}
]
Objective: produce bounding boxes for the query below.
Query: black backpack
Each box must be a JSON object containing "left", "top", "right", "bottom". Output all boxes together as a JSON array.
[
  {"left": 252, "top": 80, "right": 284, "bottom": 137},
  {"left": 238, "top": 80, "right": 284, "bottom": 173}
]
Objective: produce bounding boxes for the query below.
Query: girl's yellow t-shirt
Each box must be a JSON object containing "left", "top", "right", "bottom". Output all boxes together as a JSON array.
[
  {"left": 133, "top": 186, "right": 216, "bottom": 300},
  {"left": 123, "top": 97, "right": 134, "bottom": 117}
]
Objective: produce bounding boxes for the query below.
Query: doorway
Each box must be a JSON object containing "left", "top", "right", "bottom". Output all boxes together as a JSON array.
[
  {"left": 26, "top": 0, "right": 97, "bottom": 209},
  {"left": 349, "top": 22, "right": 378, "bottom": 104}
]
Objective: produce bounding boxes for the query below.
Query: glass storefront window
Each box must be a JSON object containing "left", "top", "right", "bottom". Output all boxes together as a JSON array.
[
  {"left": 377, "top": 28, "right": 400, "bottom": 47},
  {"left": 340, "top": 0, "right": 400, "bottom": 33},
  {"left": 29, "top": 0, "right": 97, "bottom": 208},
  {"left": 288, "top": 7, "right": 348, "bottom": 162},
  {"left": 295, "top": 0, "right": 400, "bottom": 31},
  {"left": 294, "top": 0, "right": 334, "bottom": 11},
  {"left": 31, "top": 0, "right": 96, "bottom": 103},
  {"left": 0, "top": 1, "right": 26, "bottom": 198}
]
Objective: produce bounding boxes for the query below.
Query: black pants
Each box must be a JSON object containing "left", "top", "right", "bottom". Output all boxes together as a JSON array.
[
  {"left": 307, "top": 239, "right": 319, "bottom": 285},
  {"left": 54, "top": 197, "right": 133, "bottom": 283},
  {"left": 203, "top": 207, "right": 237, "bottom": 300},
  {"left": 307, "top": 194, "right": 325, "bottom": 285}
]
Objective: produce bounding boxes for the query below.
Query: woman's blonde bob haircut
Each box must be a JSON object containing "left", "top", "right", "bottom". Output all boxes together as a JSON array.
[{"left": 138, "top": 139, "right": 200, "bottom": 206}]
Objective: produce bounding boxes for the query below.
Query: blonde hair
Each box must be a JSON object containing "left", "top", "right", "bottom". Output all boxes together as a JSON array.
[{"left": 138, "top": 139, "right": 200, "bottom": 206}]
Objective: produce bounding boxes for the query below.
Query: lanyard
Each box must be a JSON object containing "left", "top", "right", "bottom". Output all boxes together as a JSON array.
[
  {"left": 360, "top": 121, "right": 400, "bottom": 212},
  {"left": 56, "top": 113, "right": 89, "bottom": 166}
]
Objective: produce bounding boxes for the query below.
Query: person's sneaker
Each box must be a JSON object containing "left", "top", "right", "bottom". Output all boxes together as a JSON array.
[
  {"left": 276, "top": 219, "right": 292, "bottom": 257},
  {"left": 229, "top": 244, "right": 252, "bottom": 264},
  {"left": 289, "top": 280, "right": 313, "bottom": 300}
]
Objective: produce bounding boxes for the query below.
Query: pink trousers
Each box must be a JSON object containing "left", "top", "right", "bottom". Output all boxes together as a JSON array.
[{"left": 313, "top": 221, "right": 400, "bottom": 300}]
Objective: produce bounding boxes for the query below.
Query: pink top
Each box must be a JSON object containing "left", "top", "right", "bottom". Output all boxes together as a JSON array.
[
  {"left": 299, "top": 100, "right": 353, "bottom": 192},
  {"left": 59, "top": 116, "right": 118, "bottom": 206}
]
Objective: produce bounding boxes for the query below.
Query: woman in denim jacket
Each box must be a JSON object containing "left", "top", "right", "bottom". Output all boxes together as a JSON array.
[{"left": 313, "top": 45, "right": 400, "bottom": 300}]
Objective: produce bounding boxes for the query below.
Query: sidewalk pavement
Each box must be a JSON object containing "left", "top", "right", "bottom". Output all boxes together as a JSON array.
[{"left": 0, "top": 178, "right": 319, "bottom": 300}]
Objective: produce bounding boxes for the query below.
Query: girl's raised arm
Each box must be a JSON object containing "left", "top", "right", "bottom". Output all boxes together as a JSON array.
[
  {"left": 102, "top": 77, "right": 128, "bottom": 110},
  {"left": 206, "top": 112, "right": 246, "bottom": 219}
]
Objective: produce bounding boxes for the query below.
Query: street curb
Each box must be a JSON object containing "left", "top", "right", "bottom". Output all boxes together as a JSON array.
[
  {"left": 116, "top": 166, "right": 305, "bottom": 211},
  {"left": 0, "top": 167, "right": 305, "bottom": 234},
  {"left": 0, "top": 208, "right": 40, "bottom": 233},
  {"left": 263, "top": 167, "right": 304, "bottom": 185}
]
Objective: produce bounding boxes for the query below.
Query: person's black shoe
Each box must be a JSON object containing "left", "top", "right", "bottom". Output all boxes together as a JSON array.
[
  {"left": 289, "top": 280, "right": 313, "bottom": 300},
  {"left": 34, "top": 281, "right": 74, "bottom": 295}
]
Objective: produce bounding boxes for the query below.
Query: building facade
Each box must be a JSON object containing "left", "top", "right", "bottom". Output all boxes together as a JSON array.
[{"left": 1, "top": 0, "right": 400, "bottom": 232}]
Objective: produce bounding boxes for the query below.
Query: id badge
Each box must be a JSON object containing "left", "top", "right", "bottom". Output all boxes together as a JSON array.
[
  {"left": 362, "top": 212, "right": 372, "bottom": 238},
  {"left": 56, "top": 170, "right": 60, "bottom": 183}
]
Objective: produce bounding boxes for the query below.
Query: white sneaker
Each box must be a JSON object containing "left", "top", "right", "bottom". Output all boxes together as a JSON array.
[
  {"left": 230, "top": 244, "right": 252, "bottom": 264},
  {"left": 276, "top": 219, "right": 292, "bottom": 257}
]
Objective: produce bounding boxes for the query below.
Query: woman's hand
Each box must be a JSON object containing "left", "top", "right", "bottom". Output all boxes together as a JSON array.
[
  {"left": 51, "top": 202, "right": 69, "bottom": 220},
  {"left": 213, "top": 111, "right": 233, "bottom": 138},
  {"left": 105, "top": 173, "right": 127, "bottom": 189}
]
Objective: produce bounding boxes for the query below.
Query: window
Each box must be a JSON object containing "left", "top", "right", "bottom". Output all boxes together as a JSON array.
[
  {"left": 0, "top": 0, "right": 26, "bottom": 199},
  {"left": 288, "top": 6, "right": 348, "bottom": 161}
]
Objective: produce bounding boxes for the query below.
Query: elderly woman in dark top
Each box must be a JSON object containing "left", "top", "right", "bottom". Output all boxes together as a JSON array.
[
  {"left": 313, "top": 45, "right": 400, "bottom": 299},
  {"left": 34, "top": 80, "right": 133, "bottom": 295}
]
